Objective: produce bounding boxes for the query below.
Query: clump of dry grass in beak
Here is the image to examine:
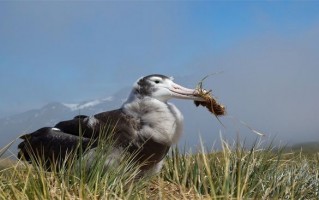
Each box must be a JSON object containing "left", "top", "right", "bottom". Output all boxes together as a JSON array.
[{"left": 194, "top": 75, "right": 226, "bottom": 118}]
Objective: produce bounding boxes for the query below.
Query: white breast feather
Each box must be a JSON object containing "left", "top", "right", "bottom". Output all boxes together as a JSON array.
[{"left": 122, "top": 97, "right": 183, "bottom": 145}]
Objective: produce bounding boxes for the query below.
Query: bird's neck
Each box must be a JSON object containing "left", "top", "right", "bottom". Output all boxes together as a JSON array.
[{"left": 121, "top": 96, "right": 183, "bottom": 145}]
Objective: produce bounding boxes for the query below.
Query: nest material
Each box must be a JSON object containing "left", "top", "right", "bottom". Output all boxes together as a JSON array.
[
  {"left": 193, "top": 74, "right": 226, "bottom": 117},
  {"left": 194, "top": 89, "right": 226, "bottom": 116}
]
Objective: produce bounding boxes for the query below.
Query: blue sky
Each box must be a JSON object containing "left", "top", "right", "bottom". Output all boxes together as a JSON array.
[{"left": 1, "top": 1, "right": 319, "bottom": 145}]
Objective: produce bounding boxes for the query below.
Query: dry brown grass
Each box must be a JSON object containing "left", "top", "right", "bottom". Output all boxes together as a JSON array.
[{"left": 144, "top": 178, "right": 208, "bottom": 200}]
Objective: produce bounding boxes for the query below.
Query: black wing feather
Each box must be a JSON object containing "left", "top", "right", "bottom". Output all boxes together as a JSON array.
[
  {"left": 17, "top": 109, "right": 126, "bottom": 167},
  {"left": 54, "top": 115, "right": 95, "bottom": 138},
  {"left": 18, "top": 127, "right": 94, "bottom": 169}
]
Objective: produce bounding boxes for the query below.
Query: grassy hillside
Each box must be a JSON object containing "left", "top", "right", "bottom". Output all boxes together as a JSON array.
[{"left": 1, "top": 140, "right": 319, "bottom": 199}]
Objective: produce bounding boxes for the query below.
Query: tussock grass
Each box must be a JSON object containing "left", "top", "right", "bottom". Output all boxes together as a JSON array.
[
  {"left": 163, "top": 140, "right": 319, "bottom": 199},
  {"left": 1, "top": 138, "right": 319, "bottom": 199}
]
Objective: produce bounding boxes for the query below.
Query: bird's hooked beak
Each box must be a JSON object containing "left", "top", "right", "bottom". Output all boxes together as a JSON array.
[{"left": 168, "top": 82, "right": 206, "bottom": 101}]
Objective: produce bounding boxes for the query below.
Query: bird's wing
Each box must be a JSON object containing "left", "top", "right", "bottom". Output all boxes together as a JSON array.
[
  {"left": 18, "top": 127, "right": 93, "bottom": 168},
  {"left": 93, "top": 109, "right": 140, "bottom": 146},
  {"left": 54, "top": 114, "right": 95, "bottom": 138},
  {"left": 53, "top": 109, "right": 130, "bottom": 140},
  {"left": 17, "top": 109, "right": 137, "bottom": 166}
]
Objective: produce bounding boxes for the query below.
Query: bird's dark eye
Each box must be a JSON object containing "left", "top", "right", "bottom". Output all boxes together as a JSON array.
[{"left": 154, "top": 80, "right": 160, "bottom": 84}]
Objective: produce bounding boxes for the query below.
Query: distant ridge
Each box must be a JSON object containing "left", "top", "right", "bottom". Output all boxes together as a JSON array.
[{"left": 290, "top": 141, "right": 319, "bottom": 153}]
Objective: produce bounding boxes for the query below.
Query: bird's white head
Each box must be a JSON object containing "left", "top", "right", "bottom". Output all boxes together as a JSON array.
[{"left": 130, "top": 74, "right": 205, "bottom": 102}]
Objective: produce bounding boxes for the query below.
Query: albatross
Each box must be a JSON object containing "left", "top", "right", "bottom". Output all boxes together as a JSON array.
[{"left": 18, "top": 74, "right": 206, "bottom": 177}]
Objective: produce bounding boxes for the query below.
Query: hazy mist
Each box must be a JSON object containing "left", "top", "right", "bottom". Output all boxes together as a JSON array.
[{"left": 1, "top": 2, "right": 318, "bottom": 150}]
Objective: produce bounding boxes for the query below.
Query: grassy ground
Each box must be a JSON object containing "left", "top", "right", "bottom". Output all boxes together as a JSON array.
[{"left": 1, "top": 140, "right": 318, "bottom": 199}]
